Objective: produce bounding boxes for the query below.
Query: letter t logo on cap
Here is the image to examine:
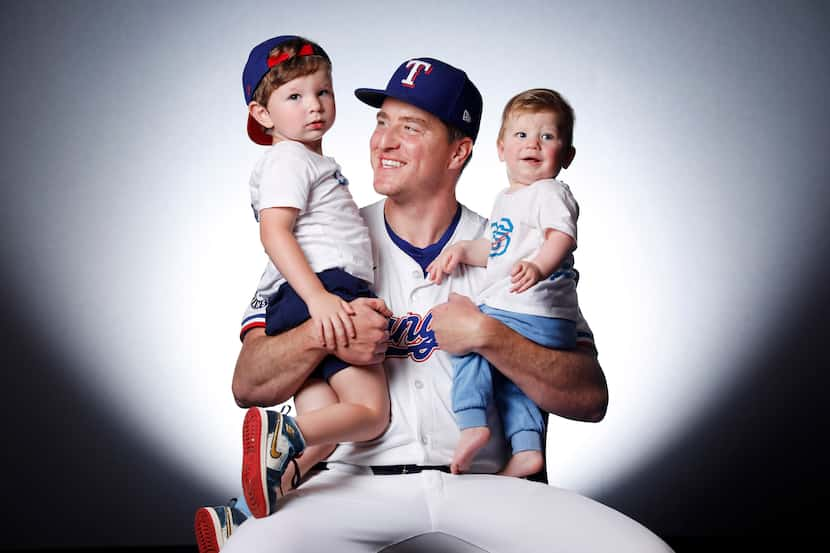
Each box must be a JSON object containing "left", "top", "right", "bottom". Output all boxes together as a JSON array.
[{"left": 401, "top": 60, "right": 433, "bottom": 88}]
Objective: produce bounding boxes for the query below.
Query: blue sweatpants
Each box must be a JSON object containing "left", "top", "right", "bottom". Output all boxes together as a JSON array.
[{"left": 451, "top": 305, "right": 576, "bottom": 454}]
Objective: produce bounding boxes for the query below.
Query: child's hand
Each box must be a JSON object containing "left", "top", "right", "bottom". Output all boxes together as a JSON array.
[
  {"left": 510, "top": 260, "right": 544, "bottom": 293},
  {"left": 307, "top": 291, "right": 357, "bottom": 349},
  {"left": 426, "top": 244, "right": 465, "bottom": 285}
]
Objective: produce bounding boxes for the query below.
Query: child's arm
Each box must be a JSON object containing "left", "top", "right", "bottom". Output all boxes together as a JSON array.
[
  {"left": 426, "top": 238, "right": 490, "bottom": 284},
  {"left": 510, "top": 229, "right": 575, "bottom": 293},
  {"left": 259, "top": 206, "right": 356, "bottom": 349}
]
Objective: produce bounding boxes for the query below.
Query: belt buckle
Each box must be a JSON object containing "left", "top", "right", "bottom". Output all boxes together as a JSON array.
[{"left": 402, "top": 465, "right": 409, "bottom": 474}]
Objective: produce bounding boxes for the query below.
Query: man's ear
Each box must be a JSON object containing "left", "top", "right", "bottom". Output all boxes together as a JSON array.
[
  {"left": 562, "top": 145, "right": 576, "bottom": 169},
  {"left": 449, "top": 137, "right": 474, "bottom": 170},
  {"left": 249, "top": 101, "right": 273, "bottom": 130}
]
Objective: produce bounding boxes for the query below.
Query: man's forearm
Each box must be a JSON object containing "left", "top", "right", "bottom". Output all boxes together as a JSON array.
[
  {"left": 475, "top": 316, "right": 608, "bottom": 422},
  {"left": 232, "top": 297, "right": 392, "bottom": 408},
  {"left": 431, "top": 294, "right": 607, "bottom": 422},
  {"left": 232, "top": 323, "right": 325, "bottom": 407}
]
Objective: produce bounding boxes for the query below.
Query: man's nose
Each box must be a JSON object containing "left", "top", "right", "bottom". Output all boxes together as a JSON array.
[{"left": 376, "top": 127, "right": 399, "bottom": 150}]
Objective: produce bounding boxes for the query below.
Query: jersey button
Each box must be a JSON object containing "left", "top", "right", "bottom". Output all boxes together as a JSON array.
[
  {"left": 411, "top": 270, "right": 421, "bottom": 279},
  {"left": 414, "top": 380, "right": 424, "bottom": 389}
]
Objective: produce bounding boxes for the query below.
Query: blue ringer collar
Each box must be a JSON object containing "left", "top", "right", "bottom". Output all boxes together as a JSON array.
[{"left": 384, "top": 204, "right": 462, "bottom": 275}]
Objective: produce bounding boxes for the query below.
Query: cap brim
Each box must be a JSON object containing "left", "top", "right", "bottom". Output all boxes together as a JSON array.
[
  {"left": 354, "top": 88, "right": 388, "bottom": 108},
  {"left": 247, "top": 114, "right": 273, "bottom": 146}
]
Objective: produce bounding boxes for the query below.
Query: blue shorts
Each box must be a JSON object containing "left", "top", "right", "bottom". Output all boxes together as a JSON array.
[{"left": 265, "top": 268, "right": 375, "bottom": 381}]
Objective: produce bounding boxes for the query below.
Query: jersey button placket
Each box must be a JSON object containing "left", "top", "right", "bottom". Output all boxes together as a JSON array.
[{"left": 409, "top": 267, "right": 424, "bottom": 301}]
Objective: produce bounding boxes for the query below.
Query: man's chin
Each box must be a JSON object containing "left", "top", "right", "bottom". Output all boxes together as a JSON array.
[{"left": 372, "top": 178, "right": 397, "bottom": 197}]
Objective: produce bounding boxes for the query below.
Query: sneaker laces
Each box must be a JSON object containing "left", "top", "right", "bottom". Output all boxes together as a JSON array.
[
  {"left": 290, "top": 457, "right": 302, "bottom": 490},
  {"left": 280, "top": 403, "right": 303, "bottom": 488},
  {"left": 278, "top": 457, "right": 303, "bottom": 496}
]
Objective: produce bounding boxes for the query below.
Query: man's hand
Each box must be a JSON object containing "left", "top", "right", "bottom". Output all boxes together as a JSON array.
[
  {"left": 430, "top": 292, "right": 491, "bottom": 356},
  {"left": 332, "top": 297, "right": 391, "bottom": 367},
  {"left": 510, "top": 260, "right": 544, "bottom": 293}
]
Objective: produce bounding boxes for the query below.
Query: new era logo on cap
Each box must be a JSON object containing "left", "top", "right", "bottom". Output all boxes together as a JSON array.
[{"left": 354, "top": 57, "right": 482, "bottom": 143}]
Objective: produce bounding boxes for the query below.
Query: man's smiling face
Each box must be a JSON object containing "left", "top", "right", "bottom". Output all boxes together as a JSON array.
[{"left": 370, "top": 98, "right": 456, "bottom": 203}]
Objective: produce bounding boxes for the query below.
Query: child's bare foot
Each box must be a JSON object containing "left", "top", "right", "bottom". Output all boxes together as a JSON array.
[
  {"left": 498, "top": 450, "right": 544, "bottom": 478},
  {"left": 451, "top": 426, "right": 491, "bottom": 474}
]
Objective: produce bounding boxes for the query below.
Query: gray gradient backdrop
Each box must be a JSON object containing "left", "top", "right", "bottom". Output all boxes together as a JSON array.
[{"left": 2, "top": 0, "right": 829, "bottom": 550}]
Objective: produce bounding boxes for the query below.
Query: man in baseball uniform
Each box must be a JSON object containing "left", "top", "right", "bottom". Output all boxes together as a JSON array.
[{"left": 221, "top": 57, "right": 673, "bottom": 552}]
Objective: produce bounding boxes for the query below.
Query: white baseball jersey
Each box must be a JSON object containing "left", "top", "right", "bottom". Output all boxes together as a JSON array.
[
  {"left": 249, "top": 140, "right": 374, "bottom": 303},
  {"left": 478, "top": 178, "right": 580, "bottom": 320},
  {"left": 240, "top": 199, "right": 596, "bottom": 471}
]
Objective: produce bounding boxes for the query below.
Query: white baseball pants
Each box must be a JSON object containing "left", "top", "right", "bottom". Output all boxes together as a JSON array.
[{"left": 223, "top": 465, "right": 674, "bottom": 553}]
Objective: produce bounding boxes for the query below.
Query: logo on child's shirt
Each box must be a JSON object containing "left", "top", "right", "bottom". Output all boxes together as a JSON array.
[
  {"left": 250, "top": 293, "right": 268, "bottom": 309},
  {"left": 489, "top": 217, "right": 514, "bottom": 257},
  {"left": 386, "top": 311, "right": 439, "bottom": 362},
  {"left": 334, "top": 169, "right": 349, "bottom": 186}
]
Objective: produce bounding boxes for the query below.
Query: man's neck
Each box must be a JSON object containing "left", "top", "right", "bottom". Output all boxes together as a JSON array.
[{"left": 384, "top": 194, "right": 459, "bottom": 248}]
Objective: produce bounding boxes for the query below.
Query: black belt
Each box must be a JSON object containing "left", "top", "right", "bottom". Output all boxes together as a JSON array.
[
  {"left": 313, "top": 462, "right": 451, "bottom": 475},
  {"left": 371, "top": 464, "right": 452, "bottom": 475}
]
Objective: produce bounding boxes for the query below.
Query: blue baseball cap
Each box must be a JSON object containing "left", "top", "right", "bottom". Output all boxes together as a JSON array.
[
  {"left": 355, "top": 58, "right": 482, "bottom": 143},
  {"left": 242, "top": 35, "right": 329, "bottom": 145}
]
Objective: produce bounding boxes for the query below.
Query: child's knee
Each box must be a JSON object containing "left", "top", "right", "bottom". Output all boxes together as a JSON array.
[{"left": 366, "top": 400, "right": 391, "bottom": 440}]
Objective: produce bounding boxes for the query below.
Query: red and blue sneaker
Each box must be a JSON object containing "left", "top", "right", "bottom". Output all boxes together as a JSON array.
[
  {"left": 193, "top": 498, "right": 248, "bottom": 553},
  {"left": 241, "top": 407, "right": 306, "bottom": 518}
]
